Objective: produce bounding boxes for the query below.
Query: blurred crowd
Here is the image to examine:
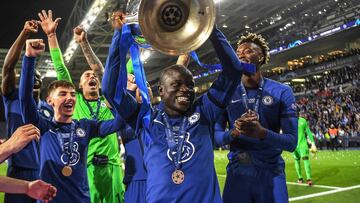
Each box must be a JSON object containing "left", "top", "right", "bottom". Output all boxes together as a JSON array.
[
  {"left": 297, "top": 87, "right": 360, "bottom": 150},
  {"left": 291, "top": 62, "right": 360, "bottom": 93}
]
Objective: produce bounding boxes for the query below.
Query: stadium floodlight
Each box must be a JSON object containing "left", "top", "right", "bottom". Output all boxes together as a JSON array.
[{"left": 63, "top": 0, "right": 108, "bottom": 63}]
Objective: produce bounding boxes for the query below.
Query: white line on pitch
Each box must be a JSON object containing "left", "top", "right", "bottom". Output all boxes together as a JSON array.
[
  {"left": 289, "top": 184, "right": 360, "bottom": 201},
  {"left": 286, "top": 182, "right": 341, "bottom": 189}
]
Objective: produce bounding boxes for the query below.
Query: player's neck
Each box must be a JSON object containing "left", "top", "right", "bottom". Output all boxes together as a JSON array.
[
  {"left": 241, "top": 71, "right": 262, "bottom": 89},
  {"left": 55, "top": 114, "right": 73, "bottom": 124},
  {"left": 83, "top": 90, "right": 99, "bottom": 100}
]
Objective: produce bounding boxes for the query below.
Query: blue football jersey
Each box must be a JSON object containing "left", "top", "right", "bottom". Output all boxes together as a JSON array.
[
  {"left": 19, "top": 56, "right": 125, "bottom": 203},
  {"left": 2, "top": 89, "right": 53, "bottom": 169},
  {"left": 121, "top": 123, "right": 147, "bottom": 184},
  {"left": 216, "top": 78, "right": 298, "bottom": 171},
  {"left": 102, "top": 27, "right": 245, "bottom": 203}
]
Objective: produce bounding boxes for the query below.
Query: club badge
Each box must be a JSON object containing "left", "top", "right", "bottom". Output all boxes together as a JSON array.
[
  {"left": 76, "top": 128, "right": 86, "bottom": 137},
  {"left": 262, "top": 96, "right": 273, "bottom": 105},
  {"left": 101, "top": 102, "right": 107, "bottom": 108},
  {"left": 43, "top": 110, "right": 51, "bottom": 118},
  {"left": 188, "top": 113, "right": 200, "bottom": 125}
]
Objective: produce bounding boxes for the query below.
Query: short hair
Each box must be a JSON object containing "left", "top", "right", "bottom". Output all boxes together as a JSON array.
[
  {"left": 159, "top": 64, "right": 193, "bottom": 85},
  {"left": 237, "top": 33, "right": 270, "bottom": 65},
  {"left": 47, "top": 80, "right": 76, "bottom": 96}
]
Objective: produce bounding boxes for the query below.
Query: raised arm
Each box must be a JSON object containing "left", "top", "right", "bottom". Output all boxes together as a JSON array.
[
  {"left": 74, "top": 25, "right": 104, "bottom": 81},
  {"left": 200, "top": 27, "right": 244, "bottom": 122},
  {"left": 1, "top": 21, "right": 38, "bottom": 96},
  {"left": 19, "top": 39, "right": 46, "bottom": 127},
  {"left": 38, "top": 9, "right": 72, "bottom": 82},
  {"left": 102, "top": 16, "right": 140, "bottom": 121}
]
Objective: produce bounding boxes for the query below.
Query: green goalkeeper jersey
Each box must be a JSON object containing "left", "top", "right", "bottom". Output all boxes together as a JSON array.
[
  {"left": 50, "top": 48, "right": 120, "bottom": 166},
  {"left": 297, "top": 117, "right": 315, "bottom": 149}
]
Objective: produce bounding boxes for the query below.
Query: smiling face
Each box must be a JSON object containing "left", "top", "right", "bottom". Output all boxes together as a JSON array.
[
  {"left": 159, "top": 65, "right": 195, "bottom": 116},
  {"left": 47, "top": 81, "right": 76, "bottom": 123},
  {"left": 79, "top": 70, "right": 100, "bottom": 98}
]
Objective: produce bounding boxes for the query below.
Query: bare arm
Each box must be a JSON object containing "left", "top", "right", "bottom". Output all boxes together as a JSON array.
[
  {"left": 0, "top": 177, "right": 57, "bottom": 202},
  {"left": 74, "top": 25, "right": 104, "bottom": 81},
  {"left": 1, "top": 21, "right": 38, "bottom": 96}
]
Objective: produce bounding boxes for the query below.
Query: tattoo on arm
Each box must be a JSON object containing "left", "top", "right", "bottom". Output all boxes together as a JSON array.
[{"left": 80, "top": 40, "right": 104, "bottom": 80}]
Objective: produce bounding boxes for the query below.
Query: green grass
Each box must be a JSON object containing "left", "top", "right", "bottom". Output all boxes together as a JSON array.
[
  {"left": 214, "top": 150, "right": 360, "bottom": 202},
  {"left": 1, "top": 150, "right": 359, "bottom": 202}
]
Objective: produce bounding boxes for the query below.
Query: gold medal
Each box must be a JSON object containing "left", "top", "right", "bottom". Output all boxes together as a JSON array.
[
  {"left": 62, "top": 166, "right": 72, "bottom": 177},
  {"left": 172, "top": 169, "right": 185, "bottom": 184}
]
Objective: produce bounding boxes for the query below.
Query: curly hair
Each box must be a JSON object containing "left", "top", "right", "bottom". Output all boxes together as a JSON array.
[{"left": 237, "top": 33, "right": 270, "bottom": 65}]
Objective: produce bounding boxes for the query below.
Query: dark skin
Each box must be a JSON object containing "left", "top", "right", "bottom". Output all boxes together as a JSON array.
[
  {"left": 1, "top": 20, "right": 42, "bottom": 102},
  {"left": 159, "top": 66, "right": 195, "bottom": 116},
  {"left": 231, "top": 42, "right": 267, "bottom": 139}
]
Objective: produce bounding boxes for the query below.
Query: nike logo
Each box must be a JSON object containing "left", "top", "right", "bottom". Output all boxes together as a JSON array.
[
  {"left": 231, "top": 99, "right": 242, "bottom": 104},
  {"left": 153, "top": 119, "right": 164, "bottom": 126}
]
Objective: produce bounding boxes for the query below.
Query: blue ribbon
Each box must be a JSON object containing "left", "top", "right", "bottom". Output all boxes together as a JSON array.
[
  {"left": 120, "top": 24, "right": 151, "bottom": 130},
  {"left": 189, "top": 51, "right": 256, "bottom": 74}
]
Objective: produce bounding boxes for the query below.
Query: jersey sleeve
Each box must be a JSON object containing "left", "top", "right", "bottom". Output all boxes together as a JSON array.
[
  {"left": 213, "top": 112, "right": 234, "bottom": 147},
  {"left": 102, "top": 29, "right": 140, "bottom": 125},
  {"left": 261, "top": 86, "right": 298, "bottom": 152},
  {"left": 19, "top": 56, "right": 50, "bottom": 133},
  {"left": 50, "top": 48, "right": 73, "bottom": 83},
  {"left": 199, "top": 27, "right": 243, "bottom": 123},
  {"left": 89, "top": 114, "right": 127, "bottom": 139}
]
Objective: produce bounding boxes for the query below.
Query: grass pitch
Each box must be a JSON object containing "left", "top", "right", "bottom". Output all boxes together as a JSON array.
[{"left": 1, "top": 150, "right": 359, "bottom": 202}]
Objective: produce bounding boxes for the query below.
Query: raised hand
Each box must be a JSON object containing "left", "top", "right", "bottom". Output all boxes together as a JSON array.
[
  {"left": 127, "top": 74, "right": 137, "bottom": 91},
  {"left": 110, "top": 11, "right": 126, "bottom": 30},
  {"left": 7, "top": 124, "right": 40, "bottom": 154},
  {"left": 38, "top": 10, "right": 61, "bottom": 36},
  {"left": 26, "top": 180, "right": 57, "bottom": 202},
  {"left": 23, "top": 20, "right": 39, "bottom": 34},
  {"left": 73, "top": 25, "right": 87, "bottom": 43},
  {"left": 25, "top": 39, "right": 45, "bottom": 57}
]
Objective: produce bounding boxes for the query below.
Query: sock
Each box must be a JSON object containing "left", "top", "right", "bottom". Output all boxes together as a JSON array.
[{"left": 294, "top": 159, "right": 302, "bottom": 179}]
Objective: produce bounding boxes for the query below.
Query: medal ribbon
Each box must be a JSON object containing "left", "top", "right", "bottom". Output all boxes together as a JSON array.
[
  {"left": 162, "top": 112, "right": 188, "bottom": 170},
  {"left": 84, "top": 98, "right": 101, "bottom": 119},
  {"left": 53, "top": 120, "right": 76, "bottom": 166},
  {"left": 240, "top": 77, "right": 264, "bottom": 114}
]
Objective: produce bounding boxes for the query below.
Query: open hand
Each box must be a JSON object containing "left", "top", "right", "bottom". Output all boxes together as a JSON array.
[{"left": 38, "top": 10, "right": 61, "bottom": 36}]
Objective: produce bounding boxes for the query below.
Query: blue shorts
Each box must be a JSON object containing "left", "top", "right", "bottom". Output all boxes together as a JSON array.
[
  {"left": 5, "top": 166, "right": 39, "bottom": 203},
  {"left": 223, "top": 165, "right": 288, "bottom": 203},
  {"left": 124, "top": 180, "right": 146, "bottom": 203}
]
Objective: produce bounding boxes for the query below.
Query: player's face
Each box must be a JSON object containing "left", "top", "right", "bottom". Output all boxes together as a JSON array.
[
  {"left": 79, "top": 70, "right": 100, "bottom": 93},
  {"left": 236, "top": 42, "right": 264, "bottom": 69},
  {"left": 159, "top": 70, "right": 195, "bottom": 116},
  {"left": 49, "top": 87, "right": 76, "bottom": 118}
]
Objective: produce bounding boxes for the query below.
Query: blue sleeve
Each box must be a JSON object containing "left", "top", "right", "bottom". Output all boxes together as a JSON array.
[
  {"left": 200, "top": 27, "right": 243, "bottom": 123},
  {"left": 102, "top": 29, "right": 139, "bottom": 123},
  {"left": 262, "top": 87, "right": 298, "bottom": 152},
  {"left": 90, "top": 114, "right": 127, "bottom": 138},
  {"left": 213, "top": 112, "right": 234, "bottom": 147},
  {"left": 19, "top": 56, "right": 48, "bottom": 133}
]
